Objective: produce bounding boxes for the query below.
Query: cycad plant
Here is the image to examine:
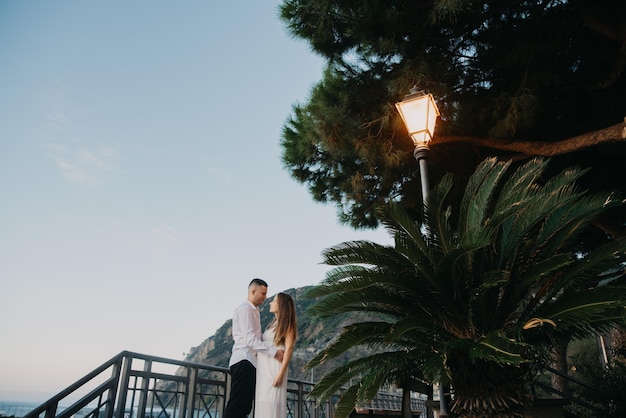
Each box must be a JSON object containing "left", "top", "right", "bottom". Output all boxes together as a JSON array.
[{"left": 305, "top": 157, "right": 626, "bottom": 418}]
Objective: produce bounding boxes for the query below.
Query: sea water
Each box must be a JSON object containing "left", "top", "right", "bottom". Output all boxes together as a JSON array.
[
  {"left": 0, "top": 402, "right": 222, "bottom": 418},
  {"left": 0, "top": 401, "right": 82, "bottom": 418},
  {"left": 0, "top": 401, "right": 44, "bottom": 418}
]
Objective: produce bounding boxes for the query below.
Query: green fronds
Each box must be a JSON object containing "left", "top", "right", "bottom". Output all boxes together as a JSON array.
[
  {"left": 332, "top": 385, "right": 360, "bottom": 418},
  {"left": 534, "top": 286, "right": 626, "bottom": 338},
  {"left": 491, "top": 158, "right": 548, "bottom": 224},
  {"left": 321, "top": 240, "right": 400, "bottom": 267},
  {"left": 534, "top": 239, "right": 626, "bottom": 303},
  {"left": 305, "top": 156, "right": 626, "bottom": 416},
  {"left": 459, "top": 157, "right": 510, "bottom": 247},
  {"left": 516, "top": 253, "right": 573, "bottom": 290},
  {"left": 425, "top": 172, "right": 455, "bottom": 252},
  {"left": 382, "top": 201, "right": 432, "bottom": 260},
  {"left": 471, "top": 332, "right": 530, "bottom": 365},
  {"left": 535, "top": 191, "right": 623, "bottom": 254},
  {"left": 306, "top": 321, "right": 396, "bottom": 368},
  {"left": 304, "top": 264, "right": 444, "bottom": 319},
  {"left": 309, "top": 351, "right": 428, "bottom": 418},
  {"left": 384, "top": 317, "right": 438, "bottom": 344},
  {"left": 308, "top": 366, "right": 358, "bottom": 406}
]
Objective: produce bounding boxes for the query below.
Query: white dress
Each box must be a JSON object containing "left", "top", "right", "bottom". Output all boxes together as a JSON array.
[{"left": 254, "top": 327, "right": 287, "bottom": 418}]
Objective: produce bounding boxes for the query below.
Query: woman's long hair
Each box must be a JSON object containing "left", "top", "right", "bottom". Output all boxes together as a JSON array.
[{"left": 269, "top": 292, "right": 297, "bottom": 346}]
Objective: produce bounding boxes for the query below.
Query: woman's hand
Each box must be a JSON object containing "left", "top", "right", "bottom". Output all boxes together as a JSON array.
[{"left": 272, "top": 375, "right": 284, "bottom": 387}]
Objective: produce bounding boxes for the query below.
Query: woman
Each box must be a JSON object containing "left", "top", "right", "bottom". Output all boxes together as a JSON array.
[{"left": 254, "top": 292, "right": 297, "bottom": 417}]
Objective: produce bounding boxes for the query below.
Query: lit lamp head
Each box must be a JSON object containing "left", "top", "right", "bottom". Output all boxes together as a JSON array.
[{"left": 395, "top": 87, "right": 440, "bottom": 149}]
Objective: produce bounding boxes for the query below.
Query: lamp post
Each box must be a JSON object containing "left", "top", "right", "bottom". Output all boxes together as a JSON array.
[
  {"left": 395, "top": 87, "right": 446, "bottom": 418},
  {"left": 395, "top": 87, "right": 440, "bottom": 208}
]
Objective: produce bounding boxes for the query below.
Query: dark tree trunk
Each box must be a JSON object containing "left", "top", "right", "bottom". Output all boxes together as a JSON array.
[
  {"left": 609, "top": 327, "right": 626, "bottom": 363},
  {"left": 550, "top": 339, "right": 569, "bottom": 396},
  {"left": 447, "top": 353, "right": 533, "bottom": 417}
]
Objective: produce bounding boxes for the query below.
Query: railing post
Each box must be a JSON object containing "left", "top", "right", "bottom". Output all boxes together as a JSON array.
[
  {"left": 297, "top": 381, "right": 304, "bottom": 418},
  {"left": 104, "top": 355, "right": 123, "bottom": 418},
  {"left": 136, "top": 358, "right": 152, "bottom": 418},
  {"left": 224, "top": 370, "right": 231, "bottom": 415},
  {"left": 115, "top": 353, "right": 134, "bottom": 418},
  {"left": 43, "top": 404, "right": 58, "bottom": 418},
  {"left": 182, "top": 365, "right": 198, "bottom": 418}
]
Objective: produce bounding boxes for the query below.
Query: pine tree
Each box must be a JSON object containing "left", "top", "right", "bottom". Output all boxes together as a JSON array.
[{"left": 279, "top": 0, "right": 626, "bottom": 230}]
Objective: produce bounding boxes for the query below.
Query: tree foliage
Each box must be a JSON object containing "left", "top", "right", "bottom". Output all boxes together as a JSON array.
[
  {"left": 305, "top": 157, "right": 626, "bottom": 417},
  {"left": 279, "top": 0, "right": 626, "bottom": 229}
]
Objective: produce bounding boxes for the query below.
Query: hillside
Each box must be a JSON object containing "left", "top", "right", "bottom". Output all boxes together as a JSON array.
[{"left": 182, "top": 286, "right": 360, "bottom": 382}]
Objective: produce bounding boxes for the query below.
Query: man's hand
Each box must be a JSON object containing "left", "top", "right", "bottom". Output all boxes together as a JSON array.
[{"left": 274, "top": 349, "right": 284, "bottom": 363}]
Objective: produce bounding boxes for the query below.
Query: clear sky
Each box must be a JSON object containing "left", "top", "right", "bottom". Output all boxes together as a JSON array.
[{"left": 0, "top": 1, "right": 392, "bottom": 403}]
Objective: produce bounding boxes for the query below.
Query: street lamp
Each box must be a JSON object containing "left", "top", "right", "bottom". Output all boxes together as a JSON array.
[
  {"left": 395, "top": 87, "right": 440, "bottom": 207},
  {"left": 395, "top": 87, "right": 446, "bottom": 418}
]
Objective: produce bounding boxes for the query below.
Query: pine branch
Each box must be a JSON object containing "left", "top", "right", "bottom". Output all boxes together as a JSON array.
[{"left": 433, "top": 118, "right": 626, "bottom": 156}]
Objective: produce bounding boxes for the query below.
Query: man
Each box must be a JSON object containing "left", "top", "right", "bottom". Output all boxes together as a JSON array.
[{"left": 223, "top": 278, "right": 284, "bottom": 418}]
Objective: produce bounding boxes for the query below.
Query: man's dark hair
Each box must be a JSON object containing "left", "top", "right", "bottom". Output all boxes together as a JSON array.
[{"left": 249, "top": 278, "right": 268, "bottom": 288}]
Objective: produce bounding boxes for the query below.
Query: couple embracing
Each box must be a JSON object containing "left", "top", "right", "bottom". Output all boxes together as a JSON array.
[{"left": 223, "top": 278, "right": 298, "bottom": 418}]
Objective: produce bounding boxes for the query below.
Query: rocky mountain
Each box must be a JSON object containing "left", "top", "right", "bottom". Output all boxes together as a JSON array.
[{"left": 183, "top": 286, "right": 360, "bottom": 382}]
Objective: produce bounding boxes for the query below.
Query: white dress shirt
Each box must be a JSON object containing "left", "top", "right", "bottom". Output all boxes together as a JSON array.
[{"left": 228, "top": 299, "right": 277, "bottom": 367}]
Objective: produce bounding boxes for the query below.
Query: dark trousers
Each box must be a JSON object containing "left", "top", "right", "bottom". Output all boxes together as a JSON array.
[{"left": 223, "top": 360, "right": 256, "bottom": 418}]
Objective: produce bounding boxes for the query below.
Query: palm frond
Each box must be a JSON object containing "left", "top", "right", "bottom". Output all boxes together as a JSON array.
[
  {"left": 320, "top": 240, "right": 442, "bottom": 294},
  {"left": 307, "top": 321, "right": 396, "bottom": 368},
  {"left": 382, "top": 201, "right": 429, "bottom": 255},
  {"left": 542, "top": 285, "right": 626, "bottom": 321},
  {"left": 382, "top": 202, "right": 443, "bottom": 279},
  {"left": 538, "top": 239, "right": 626, "bottom": 302},
  {"left": 426, "top": 172, "right": 455, "bottom": 253},
  {"left": 309, "top": 368, "right": 357, "bottom": 406},
  {"left": 384, "top": 317, "right": 439, "bottom": 344},
  {"left": 332, "top": 385, "right": 359, "bottom": 418},
  {"left": 321, "top": 240, "right": 400, "bottom": 267},
  {"left": 496, "top": 253, "right": 574, "bottom": 322},
  {"left": 492, "top": 158, "right": 548, "bottom": 218},
  {"left": 306, "top": 266, "right": 447, "bottom": 319},
  {"left": 534, "top": 193, "right": 620, "bottom": 258},
  {"left": 310, "top": 352, "right": 422, "bottom": 418},
  {"left": 472, "top": 331, "right": 530, "bottom": 365},
  {"left": 459, "top": 158, "right": 510, "bottom": 247}
]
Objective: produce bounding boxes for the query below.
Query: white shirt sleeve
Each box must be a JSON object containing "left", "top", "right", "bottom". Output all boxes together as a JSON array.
[{"left": 236, "top": 302, "right": 278, "bottom": 358}]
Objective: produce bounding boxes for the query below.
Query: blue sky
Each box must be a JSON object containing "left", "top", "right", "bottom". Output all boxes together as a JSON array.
[{"left": 0, "top": 1, "right": 392, "bottom": 402}]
